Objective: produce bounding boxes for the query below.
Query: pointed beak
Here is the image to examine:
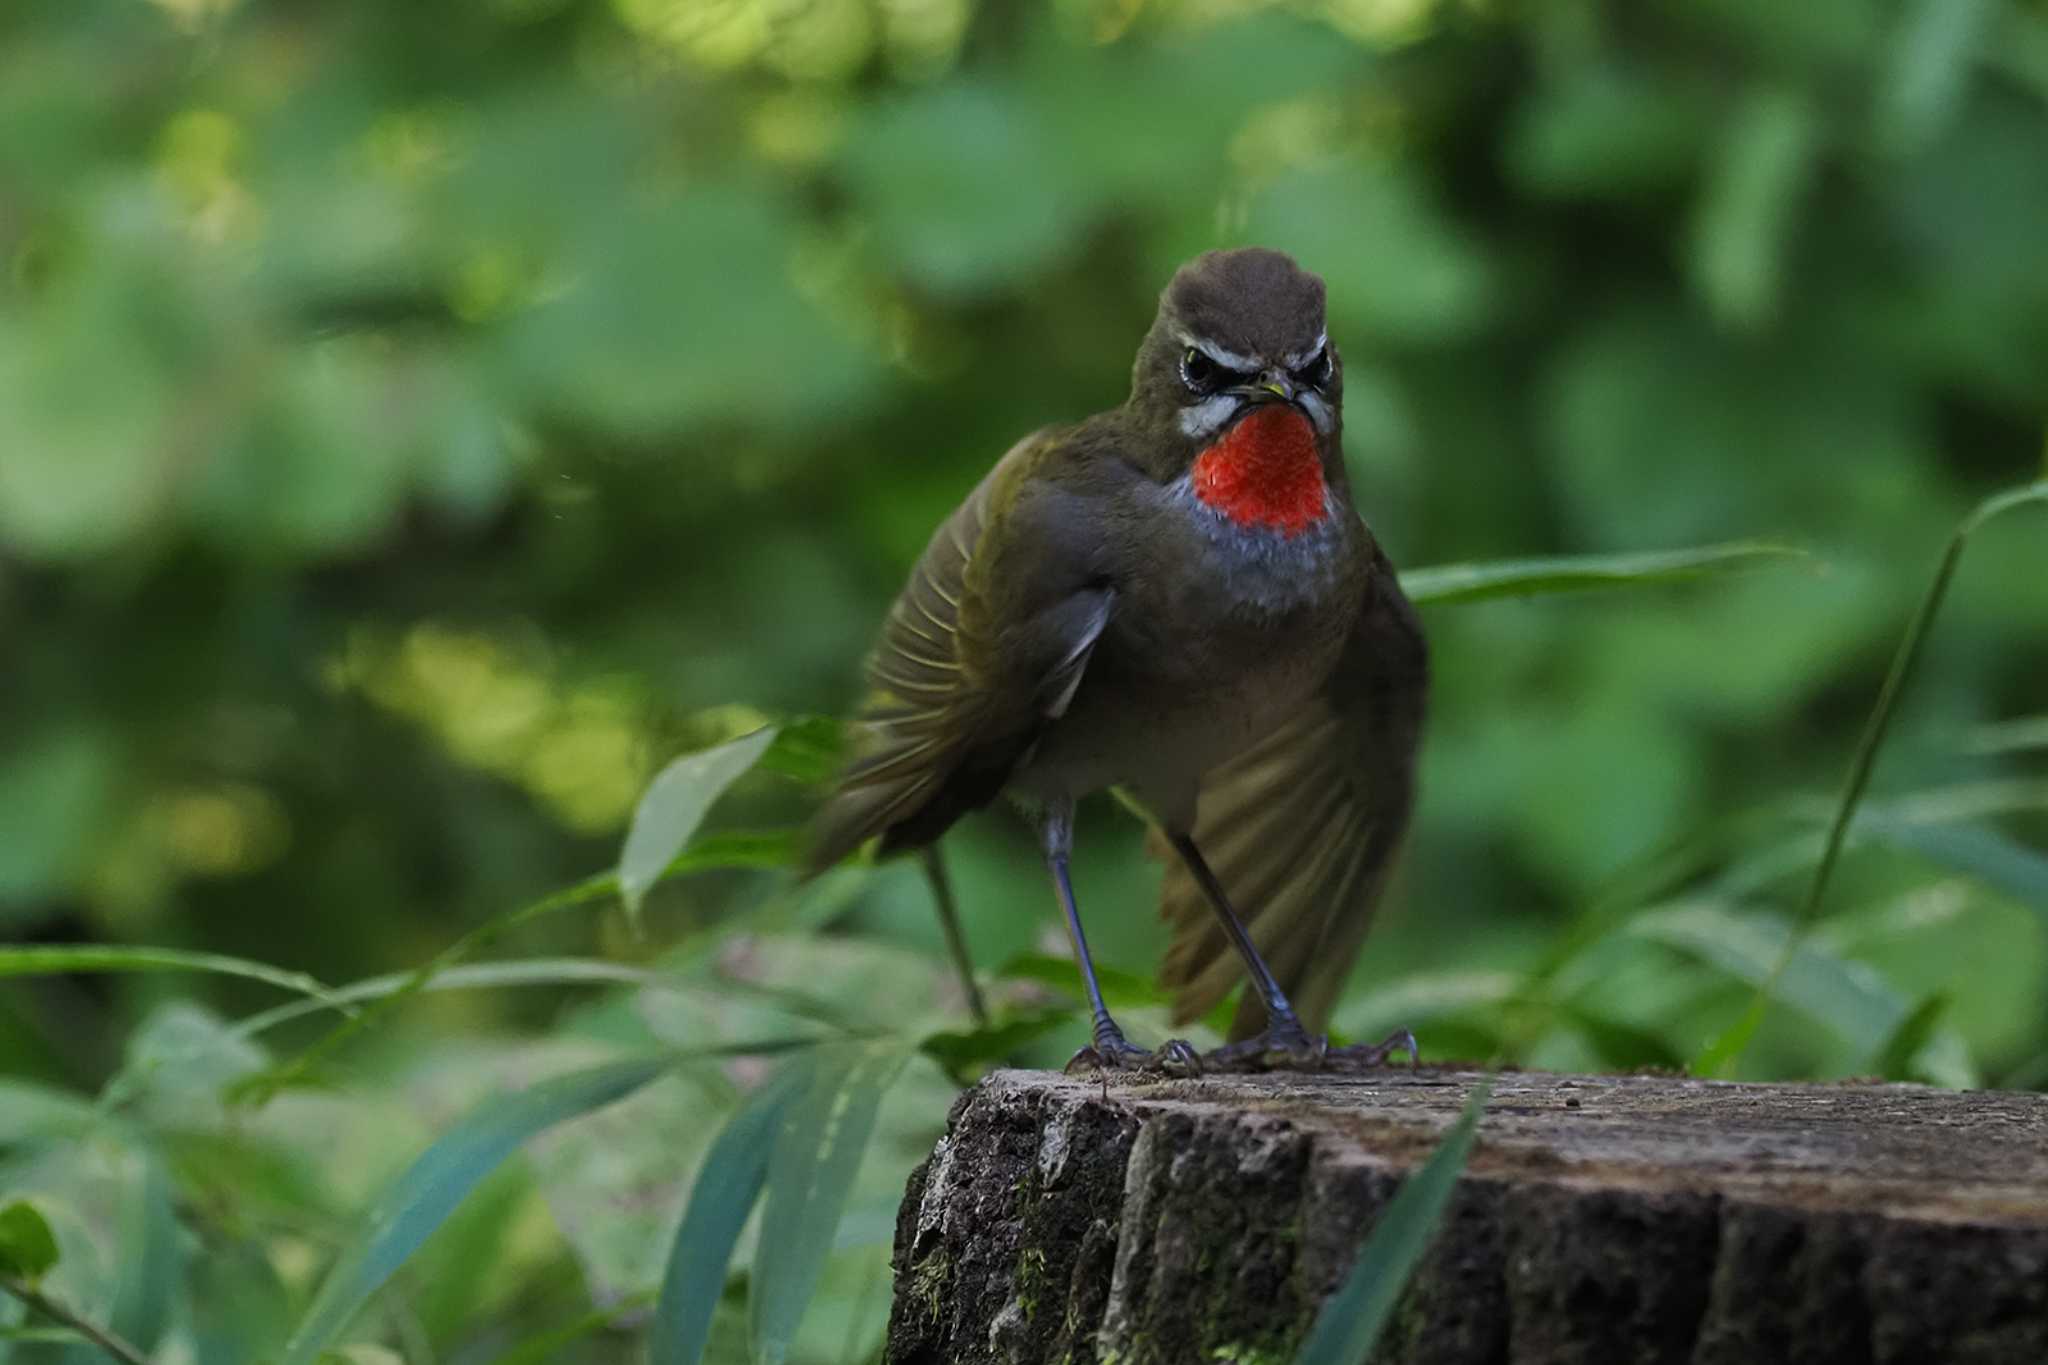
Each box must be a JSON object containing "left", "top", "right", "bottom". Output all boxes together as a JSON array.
[{"left": 1230, "top": 373, "right": 1298, "bottom": 406}]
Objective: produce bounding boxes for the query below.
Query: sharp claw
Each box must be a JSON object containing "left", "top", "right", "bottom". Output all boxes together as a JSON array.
[{"left": 1158, "top": 1039, "right": 1203, "bottom": 1076}]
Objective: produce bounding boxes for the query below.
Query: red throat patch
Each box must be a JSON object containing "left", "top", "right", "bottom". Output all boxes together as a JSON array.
[{"left": 1190, "top": 404, "right": 1327, "bottom": 536}]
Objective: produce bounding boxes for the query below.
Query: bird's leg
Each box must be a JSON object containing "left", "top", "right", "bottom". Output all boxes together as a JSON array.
[
  {"left": 1168, "top": 832, "right": 1343, "bottom": 1072},
  {"left": 1043, "top": 800, "right": 1199, "bottom": 1076}
]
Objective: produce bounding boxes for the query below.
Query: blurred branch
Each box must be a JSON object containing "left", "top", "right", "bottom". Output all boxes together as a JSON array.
[{"left": 0, "top": 1276, "right": 153, "bottom": 1365}]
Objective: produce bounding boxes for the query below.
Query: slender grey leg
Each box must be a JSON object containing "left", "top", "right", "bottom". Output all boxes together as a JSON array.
[
  {"left": 1167, "top": 833, "right": 1325, "bottom": 1067},
  {"left": 1043, "top": 800, "right": 1198, "bottom": 1074},
  {"left": 918, "top": 845, "right": 989, "bottom": 1027}
]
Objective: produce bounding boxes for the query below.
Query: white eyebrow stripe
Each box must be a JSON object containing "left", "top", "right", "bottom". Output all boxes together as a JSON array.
[
  {"left": 1174, "top": 330, "right": 1260, "bottom": 374},
  {"left": 1282, "top": 331, "right": 1328, "bottom": 369}
]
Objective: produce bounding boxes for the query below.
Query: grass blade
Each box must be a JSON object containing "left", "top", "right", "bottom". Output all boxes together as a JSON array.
[
  {"left": 620, "top": 727, "right": 781, "bottom": 925},
  {"left": 279, "top": 1053, "right": 678, "bottom": 1365},
  {"left": 1295, "top": 1077, "right": 1492, "bottom": 1365},
  {"left": 240, "top": 870, "right": 618, "bottom": 1103},
  {"left": 751, "top": 1041, "right": 910, "bottom": 1365},
  {"left": 651, "top": 1061, "right": 812, "bottom": 1365},
  {"left": 1697, "top": 479, "right": 2048, "bottom": 1075},
  {"left": 0, "top": 944, "right": 344, "bottom": 1005},
  {"left": 1400, "top": 540, "right": 1808, "bottom": 606}
]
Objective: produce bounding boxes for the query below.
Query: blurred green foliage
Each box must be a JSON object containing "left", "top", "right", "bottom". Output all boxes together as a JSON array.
[{"left": 3, "top": 0, "right": 2047, "bottom": 1360}]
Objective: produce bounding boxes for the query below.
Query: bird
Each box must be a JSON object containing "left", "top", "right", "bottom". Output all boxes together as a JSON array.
[{"left": 806, "top": 247, "right": 1427, "bottom": 1072}]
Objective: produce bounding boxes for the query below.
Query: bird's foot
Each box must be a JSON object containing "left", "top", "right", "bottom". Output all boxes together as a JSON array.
[
  {"left": 1202, "top": 1020, "right": 1328, "bottom": 1073},
  {"left": 1327, "top": 1028, "right": 1420, "bottom": 1070},
  {"left": 1065, "top": 1031, "right": 1202, "bottom": 1077},
  {"left": 1204, "top": 1024, "right": 1420, "bottom": 1073}
]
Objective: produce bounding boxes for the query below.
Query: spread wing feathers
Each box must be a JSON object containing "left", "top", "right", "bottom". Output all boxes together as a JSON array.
[
  {"left": 806, "top": 436, "right": 1112, "bottom": 873},
  {"left": 1154, "top": 557, "right": 1427, "bottom": 1040}
]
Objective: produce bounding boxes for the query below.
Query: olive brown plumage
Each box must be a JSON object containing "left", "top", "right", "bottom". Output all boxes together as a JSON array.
[{"left": 808, "top": 248, "right": 1427, "bottom": 1069}]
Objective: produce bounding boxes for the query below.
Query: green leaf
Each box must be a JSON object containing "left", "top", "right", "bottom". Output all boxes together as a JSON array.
[
  {"left": 651, "top": 1063, "right": 810, "bottom": 1365},
  {"left": 1706, "top": 480, "right": 2048, "bottom": 1075},
  {"left": 1961, "top": 715, "right": 2048, "bottom": 756},
  {"left": 1632, "top": 901, "right": 1903, "bottom": 1055},
  {"left": 1874, "top": 992, "right": 1949, "bottom": 1081},
  {"left": 919, "top": 1008, "right": 1078, "bottom": 1084},
  {"left": 0, "top": 1200, "right": 60, "bottom": 1281},
  {"left": 756, "top": 717, "right": 847, "bottom": 788},
  {"left": 620, "top": 728, "right": 781, "bottom": 925},
  {"left": 280, "top": 1054, "right": 678, "bottom": 1365},
  {"left": 1295, "top": 1078, "right": 1492, "bottom": 1365},
  {"left": 1862, "top": 818, "right": 2048, "bottom": 929},
  {"left": 0, "top": 944, "right": 343, "bottom": 1004},
  {"left": 240, "top": 870, "right": 621, "bottom": 1103},
  {"left": 1689, "top": 88, "right": 1817, "bottom": 329},
  {"left": 233, "top": 957, "right": 679, "bottom": 1037},
  {"left": 994, "top": 953, "right": 1168, "bottom": 1010},
  {"left": 1560, "top": 1007, "right": 1687, "bottom": 1072},
  {"left": 751, "top": 1042, "right": 910, "bottom": 1365},
  {"left": 1400, "top": 541, "right": 1809, "bottom": 606}
]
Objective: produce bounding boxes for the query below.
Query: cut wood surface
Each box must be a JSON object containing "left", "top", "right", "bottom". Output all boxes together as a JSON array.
[{"left": 885, "top": 1067, "right": 2048, "bottom": 1365}]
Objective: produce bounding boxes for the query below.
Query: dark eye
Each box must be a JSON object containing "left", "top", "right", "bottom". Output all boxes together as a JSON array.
[
  {"left": 1181, "top": 347, "right": 1221, "bottom": 395},
  {"left": 1294, "top": 346, "right": 1333, "bottom": 389}
]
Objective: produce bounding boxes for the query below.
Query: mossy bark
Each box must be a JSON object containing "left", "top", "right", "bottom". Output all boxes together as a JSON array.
[{"left": 886, "top": 1068, "right": 2048, "bottom": 1365}]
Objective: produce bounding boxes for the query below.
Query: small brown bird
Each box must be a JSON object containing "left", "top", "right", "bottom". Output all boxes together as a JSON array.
[{"left": 808, "top": 248, "right": 1427, "bottom": 1071}]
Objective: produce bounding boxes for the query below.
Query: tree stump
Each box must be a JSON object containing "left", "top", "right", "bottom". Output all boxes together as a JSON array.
[{"left": 884, "top": 1067, "right": 2048, "bottom": 1365}]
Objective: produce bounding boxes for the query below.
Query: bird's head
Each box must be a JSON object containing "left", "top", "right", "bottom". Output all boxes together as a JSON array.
[{"left": 1129, "top": 247, "right": 1340, "bottom": 454}]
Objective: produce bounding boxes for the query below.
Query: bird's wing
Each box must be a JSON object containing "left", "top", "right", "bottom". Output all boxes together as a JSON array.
[
  {"left": 1154, "top": 545, "right": 1427, "bottom": 1039},
  {"left": 806, "top": 432, "right": 1113, "bottom": 872}
]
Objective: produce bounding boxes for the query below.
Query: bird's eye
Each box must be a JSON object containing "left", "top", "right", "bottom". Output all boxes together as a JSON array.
[
  {"left": 1294, "top": 346, "right": 1333, "bottom": 389},
  {"left": 1181, "top": 347, "right": 1221, "bottom": 395}
]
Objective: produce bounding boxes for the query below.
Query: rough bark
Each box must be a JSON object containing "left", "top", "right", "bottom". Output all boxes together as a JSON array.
[{"left": 885, "top": 1067, "right": 2048, "bottom": 1365}]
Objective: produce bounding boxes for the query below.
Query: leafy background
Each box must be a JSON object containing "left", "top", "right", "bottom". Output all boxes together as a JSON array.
[{"left": 3, "top": 0, "right": 2047, "bottom": 1361}]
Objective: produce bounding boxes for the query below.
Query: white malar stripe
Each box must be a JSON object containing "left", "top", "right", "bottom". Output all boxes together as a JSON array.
[
  {"left": 1178, "top": 392, "right": 1244, "bottom": 439},
  {"left": 1297, "top": 390, "right": 1335, "bottom": 435}
]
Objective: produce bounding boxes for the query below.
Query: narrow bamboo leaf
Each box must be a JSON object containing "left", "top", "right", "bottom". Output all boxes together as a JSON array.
[
  {"left": 755, "top": 716, "right": 847, "bottom": 787},
  {"left": 1962, "top": 715, "right": 2048, "bottom": 756},
  {"left": 1874, "top": 993, "right": 1950, "bottom": 1082},
  {"left": 238, "top": 871, "right": 619, "bottom": 1104},
  {"left": 1862, "top": 818, "right": 2048, "bottom": 928},
  {"left": 234, "top": 958, "right": 677, "bottom": 1037},
  {"left": 1706, "top": 480, "right": 2047, "bottom": 1075},
  {"left": 1561, "top": 1007, "right": 1686, "bottom": 1072},
  {"left": 0, "top": 1081, "right": 97, "bottom": 1143},
  {"left": 0, "top": 1201, "right": 60, "bottom": 1281},
  {"left": 107, "top": 1153, "right": 177, "bottom": 1352},
  {"left": 919, "top": 1007, "right": 1077, "bottom": 1084},
  {"left": 1631, "top": 901, "right": 1903, "bottom": 1055},
  {"left": 1878, "top": 0, "right": 1994, "bottom": 155},
  {"left": 651, "top": 1062, "right": 811, "bottom": 1365},
  {"left": 0, "top": 1328, "right": 86, "bottom": 1345},
  {"left": 620, "top": 728, "right": 781, "bottom": 924},
  {"left": 280, "top": 1054, "right": 677, "bottom": 1365},
  {"left": 750, "top": 1042, "right": 910, "bottom": 1365},
  {"left": 1295, "top": 1078, "right": 1492, "bottom": 1365},
  {"left": 0, "top": 944, "right": 342, "bottom": 1005},
  {"left": 994, "top": 952, "right": 1167, "bottom": 1009},
  {"left": 1399, "top": 541, "right": 1807, "bottom": 606}
]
